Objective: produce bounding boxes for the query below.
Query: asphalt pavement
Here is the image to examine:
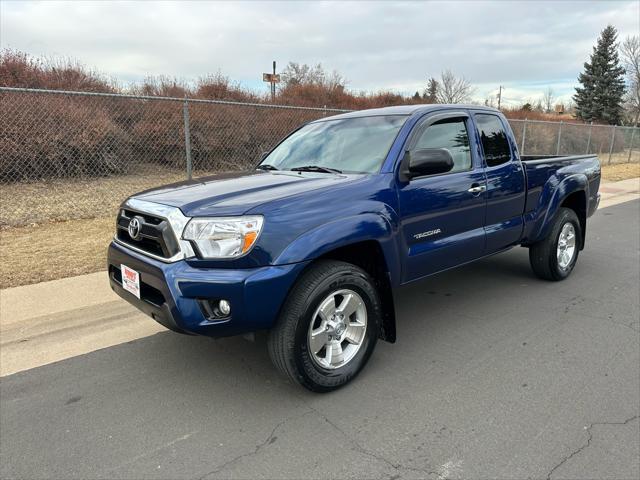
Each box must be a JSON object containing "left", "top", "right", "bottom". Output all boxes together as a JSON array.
[{"left": 1, "top": 200, "right": 639, "bottom": 480}]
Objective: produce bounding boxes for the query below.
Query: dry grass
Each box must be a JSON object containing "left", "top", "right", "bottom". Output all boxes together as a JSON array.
[
  {"left": 0, "top": 217, "right": 114, "bottom": 289},
  {"left": 601, "top": 162, "right": 640, "bottom": 181},
  {"left": 599, "top": 150, "right": 640, "bottom": 165},
  {"left": 0, "top": 168, "right": 189, "bottom": 226}
]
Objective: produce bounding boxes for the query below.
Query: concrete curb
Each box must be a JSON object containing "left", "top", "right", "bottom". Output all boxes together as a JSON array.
[
  {"left": 599, "top": 177, "right": 640, "bottom": 209},
  {"left": 1, "top": 271, "right": 118, "bottom": 325}
]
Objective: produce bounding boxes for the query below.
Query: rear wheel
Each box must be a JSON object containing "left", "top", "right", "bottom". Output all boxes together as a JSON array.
[
  {"left": 267, "top": 260, "right": 380, "bottom": 392},
  {"left": 529, "top": 207, "right": 581, "bottom": 281}
]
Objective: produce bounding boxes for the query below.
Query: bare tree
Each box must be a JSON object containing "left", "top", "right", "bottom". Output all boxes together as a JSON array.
[
  {"left": 533, "top": 99, "right": 544, "bottom": 112},
  {"left": 542, "top": 87, "right": 554, "bottom": 113},
  {"left": 279, "top": 62, "right": 346, "bottom": 90},
  {"left": 280, "top": 62, "right": 322, "bottom": 87},
  {"left": 621, "top": 35, "right": 640, "bottom": 126},
  {"left": 435, "top": 70, "right": 475, "bottom": 104}
]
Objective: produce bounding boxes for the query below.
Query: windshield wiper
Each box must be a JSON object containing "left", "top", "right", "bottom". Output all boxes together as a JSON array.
[
  {"left": 256, "top": 164, "right": 279, "bottom": 171},
  {"left": 290, "top": 165, "right": 342, "bottom": 174}
]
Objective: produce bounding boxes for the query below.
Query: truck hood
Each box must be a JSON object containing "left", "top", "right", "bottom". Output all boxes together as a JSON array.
[{"left": 132, "top": 170, "right": 362, "bottom": 217}]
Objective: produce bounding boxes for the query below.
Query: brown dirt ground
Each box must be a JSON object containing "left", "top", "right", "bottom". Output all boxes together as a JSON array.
[{"left": 1, "top": 163, "right": 638, "bottom": 289}]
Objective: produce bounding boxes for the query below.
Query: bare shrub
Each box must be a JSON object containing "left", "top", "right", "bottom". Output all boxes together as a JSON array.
[
  {"left": 128, "top": 99, "right": 185, "bottom": 168},
  {"left": 188, "top": 103, "right": 324, "bottom": 173},
  {"left": 196, "top": 73, "right": 260, "bottom": 103},
  {"left": 0, "top": 49, "right": 114, "bottom": 92},
  {"left": 0, "top": 93, "right": 132, "bottom": 181}
]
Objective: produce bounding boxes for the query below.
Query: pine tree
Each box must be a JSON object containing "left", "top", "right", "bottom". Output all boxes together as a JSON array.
[
  {"left": 424, "top": 77, "right": 439, "bottom": 103},
  {"left": 574, "top": 25, "right": 626, "bottom": 124}
]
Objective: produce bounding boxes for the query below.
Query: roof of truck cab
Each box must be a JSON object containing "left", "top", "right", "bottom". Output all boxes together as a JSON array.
[{"left": 312, "top": 104, "right": 501, "bottom": 122}]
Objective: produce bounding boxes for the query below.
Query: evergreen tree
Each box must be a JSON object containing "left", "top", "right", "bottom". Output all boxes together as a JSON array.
[
  {"left": 424, "top": 77, "right": 439, "bottom": 103},
  {"left": 574, "top": 25, "right": 626, "bottom": 124}
]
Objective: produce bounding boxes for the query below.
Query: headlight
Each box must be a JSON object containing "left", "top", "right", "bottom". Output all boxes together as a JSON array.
[{"left": 182, "top": 216, "right": 264, "bottom": 259}]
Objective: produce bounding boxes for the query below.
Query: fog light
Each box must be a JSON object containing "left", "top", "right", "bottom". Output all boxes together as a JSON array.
[
  {"left": 198, "top": 298, "right": 232, "bottom": 321},
  {"left": 218, "top": 299, "right": 231, "bottom": 316}
]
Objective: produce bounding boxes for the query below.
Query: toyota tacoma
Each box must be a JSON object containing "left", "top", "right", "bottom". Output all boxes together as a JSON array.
[{"left": 108, "top": 105, "right": 601, "bottom": 392}]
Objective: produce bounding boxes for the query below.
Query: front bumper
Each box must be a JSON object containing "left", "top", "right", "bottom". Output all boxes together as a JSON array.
[{"left": 107, "top": 241, "right": 308, "bottom": 337}]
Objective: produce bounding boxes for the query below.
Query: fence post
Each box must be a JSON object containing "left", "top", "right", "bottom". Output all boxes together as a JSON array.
[
  {"left": 183, "top": 97, "right": 193, "bottom": 180},
  {"left": 628, "top": 127, "right": 637, "bottom": 163},
  {"left": 520, "top": 119, "right": 527, "bottom": 156},
  {"left": 556, "top": 121, "right": 563, "bottom": 155},
  {"left": 608, "top": 125, "right": 616, "bottom": 165},
  {"left": 586, "top": 121, "right": 593, "bottom": 154}
]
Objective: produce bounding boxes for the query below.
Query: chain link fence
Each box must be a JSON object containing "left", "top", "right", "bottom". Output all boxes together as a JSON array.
[
  {"left": 509, "top": 119, "right": 639, "bottom": 162},
  {"left": 1, "top": 87, "right": 638, "bottom": 227},
  {"left": 0, "top": 87, "right": 346, "bottom": 226}
]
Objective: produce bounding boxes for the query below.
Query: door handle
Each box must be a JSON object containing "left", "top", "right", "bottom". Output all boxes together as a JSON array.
[{"left": 468, "top": 184, "right": 487, "bottom": 195}]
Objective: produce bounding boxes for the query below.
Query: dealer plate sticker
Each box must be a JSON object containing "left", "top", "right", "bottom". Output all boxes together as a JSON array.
[{"left": 121, "top": 264, "right": 140, "bottom": 299}]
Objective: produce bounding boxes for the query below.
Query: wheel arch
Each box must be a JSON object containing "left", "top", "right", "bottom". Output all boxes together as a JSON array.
[
  {"left": 560, "top": 190, "right": 587, "bottom": 249},
  {"left": 273, "top": 213, "right": 400, "bottom": 343},
  {"left": 527, "top": 174, "right": 588, "bottom": 249},
  {"left": 317, "top": 240, "right": 397, "bottom": 343}
]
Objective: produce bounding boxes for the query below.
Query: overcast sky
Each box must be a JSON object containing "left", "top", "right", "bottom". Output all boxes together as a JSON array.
[{"left": 1, "top": 0, "right": 638, "bottom": 106}]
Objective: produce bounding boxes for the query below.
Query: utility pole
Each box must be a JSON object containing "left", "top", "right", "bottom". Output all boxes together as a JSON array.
[
  {"left": 497, "top": 85, "right": 503, "bottom": 110},
  {"left": 262, "top": 60, "right": 280, "bottom": 103},
  {"left": 271, "top": 60, "right": 276, "bottom": 100}
]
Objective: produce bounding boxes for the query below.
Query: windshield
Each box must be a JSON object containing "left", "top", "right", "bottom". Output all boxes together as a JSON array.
[{"left": 260, "top": 115, "right": 407, "bottom": 174}]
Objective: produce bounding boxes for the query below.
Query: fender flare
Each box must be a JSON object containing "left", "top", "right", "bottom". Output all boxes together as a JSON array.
[
  {"left": 530, "top": 173, "right": 588, "bottom": 244},
  {"left": 274, "top": 213, "right": 401, "bottom": 282}
]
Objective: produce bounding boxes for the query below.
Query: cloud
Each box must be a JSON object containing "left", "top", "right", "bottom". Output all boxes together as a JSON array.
[{"left": 1, "top": 0, "right": 638, "bottom": 104}]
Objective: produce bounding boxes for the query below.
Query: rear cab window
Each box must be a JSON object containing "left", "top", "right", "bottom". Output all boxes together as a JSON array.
[{"left": 475, "top": 114, "right": 512, "bottom": 167}]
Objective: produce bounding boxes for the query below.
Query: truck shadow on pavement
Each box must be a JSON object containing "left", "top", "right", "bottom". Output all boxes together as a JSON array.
[
  {"left": 8, "top": 246, "right": 549, "bottom": 397},
  {"left": 125, "top": 248, "right": 541, "bottom": 395}
]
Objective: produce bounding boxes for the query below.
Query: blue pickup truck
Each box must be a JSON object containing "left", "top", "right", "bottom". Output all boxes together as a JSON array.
[{"left": 108, "top": 104, "right": 600, "bottom": 391}]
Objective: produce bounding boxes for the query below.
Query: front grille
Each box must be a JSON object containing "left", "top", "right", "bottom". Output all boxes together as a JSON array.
[{"left": 116, "top": 208, "right": 180, "bottom": 259}]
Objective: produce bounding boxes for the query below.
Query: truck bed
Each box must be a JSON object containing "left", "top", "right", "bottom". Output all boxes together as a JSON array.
[{"left": 520, "top": 154, "right": 601, "bottom": 245}]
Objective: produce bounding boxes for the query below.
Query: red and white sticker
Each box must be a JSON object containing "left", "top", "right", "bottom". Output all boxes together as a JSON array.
[{"left": 121, "top": 264, "right": 140, "bottom": 299}]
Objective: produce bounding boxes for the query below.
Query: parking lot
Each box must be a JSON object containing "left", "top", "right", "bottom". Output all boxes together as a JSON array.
[{"left": 1, "top": 200, "right": 639, "bottom": 480}]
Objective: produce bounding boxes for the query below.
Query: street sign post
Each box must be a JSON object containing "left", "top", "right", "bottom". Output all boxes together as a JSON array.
[{"left": 263, "top": 61, "right": 280, "bottom": 102}]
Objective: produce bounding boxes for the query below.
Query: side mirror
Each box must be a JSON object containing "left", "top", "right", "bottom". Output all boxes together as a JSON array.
[{"left": 401, "top": 148, "right": 454, "bottom": 181}]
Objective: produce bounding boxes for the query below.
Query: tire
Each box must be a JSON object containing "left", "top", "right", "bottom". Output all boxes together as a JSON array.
[
  {"left": 267, "top": 260, "right": 381, "bottom": 392},
  {"left": 529, "top": 207, "right": 581, "bottom": 281}
]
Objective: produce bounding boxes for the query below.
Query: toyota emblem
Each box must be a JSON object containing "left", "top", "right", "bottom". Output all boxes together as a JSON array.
[{"left": 128, "top": 216, "right": 144, "bottom": 240}]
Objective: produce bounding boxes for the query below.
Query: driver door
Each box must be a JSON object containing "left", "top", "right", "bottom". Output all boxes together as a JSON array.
[{"left": 398, "top": 112, "right": 487, "bottom": 282}]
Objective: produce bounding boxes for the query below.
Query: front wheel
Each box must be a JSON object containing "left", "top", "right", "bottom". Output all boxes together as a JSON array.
[
  {"left": 529, "top": 207, "right": 581, "bottom": 281},
  {"left": 267, "top": 260, "right": 381, "bottom": 392}
]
